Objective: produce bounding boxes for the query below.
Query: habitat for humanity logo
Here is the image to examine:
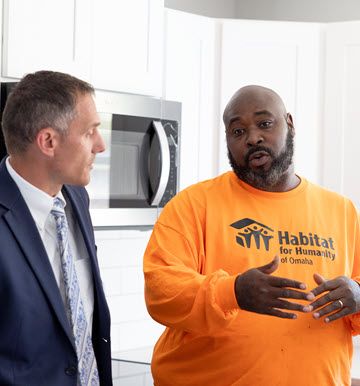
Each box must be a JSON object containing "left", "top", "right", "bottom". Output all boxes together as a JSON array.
[{"left": 230, "top": 218, "right": 274, "bottom": 251}]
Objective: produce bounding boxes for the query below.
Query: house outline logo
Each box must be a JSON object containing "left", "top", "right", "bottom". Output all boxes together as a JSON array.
[{"left": 230, "top": 218, "right": 274, "bottom": 251}]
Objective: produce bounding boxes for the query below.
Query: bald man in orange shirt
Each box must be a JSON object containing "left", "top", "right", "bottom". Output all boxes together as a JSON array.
[{"left": 144, "top": 85, "right": 360, "bottom": 386}]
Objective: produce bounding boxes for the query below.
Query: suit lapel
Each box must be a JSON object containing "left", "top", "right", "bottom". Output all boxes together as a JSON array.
[{"left": 0, "top": 160, "right": 76, "bottom": 350}]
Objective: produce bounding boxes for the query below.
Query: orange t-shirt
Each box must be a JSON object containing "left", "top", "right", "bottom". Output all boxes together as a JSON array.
[{"left": 144, "top": 172, "right": 360, "bottom": 386}]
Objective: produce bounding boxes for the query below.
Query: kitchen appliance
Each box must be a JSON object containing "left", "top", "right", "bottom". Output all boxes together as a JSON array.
[
  {"left": 0, "top": 82, "right": 16, "bottom": 160},
  {"left": 0, "top": 83, "right": 181, "bottom": 228},
  {"left": 88, "top": 90, "right": 181, "bottom": 228}
]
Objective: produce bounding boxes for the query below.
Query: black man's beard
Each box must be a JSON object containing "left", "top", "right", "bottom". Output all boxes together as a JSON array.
[{"left": 227, "top": 130, "right": 295, "bottom": 190}]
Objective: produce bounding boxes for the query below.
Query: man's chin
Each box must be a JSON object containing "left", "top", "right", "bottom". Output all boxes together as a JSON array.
[
  {"left": 233, "top": 168, "right": 278, "bottom": 189},
  {"left": 66, "top": 176, "right": 90, "bottom": 187},
  {"left": 248, "top": 164, "right": 270, "bottom": 174},
  {"left": 81, "top": 176, "right": 91, "bottom": 186}
]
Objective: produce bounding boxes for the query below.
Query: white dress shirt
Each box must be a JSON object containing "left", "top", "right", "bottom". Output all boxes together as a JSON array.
[{"left": 6, "top": 157, "right": 95, "bottom": 333}]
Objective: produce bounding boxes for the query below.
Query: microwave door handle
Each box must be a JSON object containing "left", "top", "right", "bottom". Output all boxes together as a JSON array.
[{"left": 150, "top": 120, "right": 170, "bottom": 206}]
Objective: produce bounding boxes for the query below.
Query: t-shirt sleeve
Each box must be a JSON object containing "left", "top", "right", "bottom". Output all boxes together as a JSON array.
[
  {"left": 346, "top": 209, "right": 360, "bottom": 335},
  {"left": 143, "top": 189, "right": 239, "bottom": 335}
]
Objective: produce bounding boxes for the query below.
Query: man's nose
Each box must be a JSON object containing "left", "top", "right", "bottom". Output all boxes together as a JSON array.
[
  {"left": 246, "top": 128, "right": 264, "bottom": 147},
  {"left": 94, "top": 130, "right": 106, "bottom": 153}
]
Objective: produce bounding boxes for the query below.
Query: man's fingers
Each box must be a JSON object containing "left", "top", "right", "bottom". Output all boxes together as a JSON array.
[
  {"left": 309, "top": 288, "right": 342, "bottom": 311},
  {"left": 313, "top": 273, "right": 326, "bottom": 286},
  {"left": 310, "top": 278, "right": 341, "bottom": 297},
  {"left": 272, "top": 298, "right": 310, "bottom": 312},
  {"left": 312, "top": 298, "right": 345, "bottom": 320},
  {"left": 323, "top": 308, "right": 348, "bottom": 323},
  {"left": 266, "top": 308, "right": 297, "bottom": 320},
  {"left": 257, "top": 255, "right": 280, "bottom": 275},
  {"left": 268, "top": 275, "right": 308, "bottom": 291},
  {"left": 272, "top": 287, "right": 312, "bottom": 301}
]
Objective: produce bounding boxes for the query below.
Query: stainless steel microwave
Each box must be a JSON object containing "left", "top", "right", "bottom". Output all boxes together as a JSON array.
[{"left": 87, "top": 90, "right": 181, "bottom": 228}]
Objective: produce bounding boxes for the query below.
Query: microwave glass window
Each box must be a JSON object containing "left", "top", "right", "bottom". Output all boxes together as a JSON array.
[{"left": 109, "top": 130, "right": 149, "bottom": 200}]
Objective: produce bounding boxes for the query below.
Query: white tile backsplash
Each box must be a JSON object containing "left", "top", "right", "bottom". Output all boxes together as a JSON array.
[
  {"left": 95, "top": 229, "right": 162, "bottom": 353},
  {"left": 112, "top": 360, "right": 152, "bottom": 386},
  {"left": 96, "top": 229, "right": 151, "bottom": 268},
  {"left": 101, "top": 267, "right": 144, "bottom": 297},
  {"left": 116, "top": 320, "right": 164, "bottom": 351},
  {"left": 108, "top": 294, "right": 148, "bottom": 323},
  {"left": 120, "top": 266, "right": 145, "bottom": 294},
  {"left": 110, "top": 324, "right": 121, "bottom": 353},
  {"left": 113, "top": 374, "right": 144, "bottom": 386},
  {"left": 100, "top": 267, "right": 123, "bottom": 296},
  {"left": 101, "top": 265, "right": 144, "bottom": 296}
]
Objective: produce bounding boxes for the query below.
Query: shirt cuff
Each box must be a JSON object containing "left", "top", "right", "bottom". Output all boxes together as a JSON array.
[{"left": 214, "top": 274, "right": 239, "bottom": 313}]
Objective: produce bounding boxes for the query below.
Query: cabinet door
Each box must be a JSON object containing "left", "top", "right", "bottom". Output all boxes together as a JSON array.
[
  {"left": 2, "top": 0, "right": 91, "bottom": 80},
  {"left": 164, "top": 10, "right": 217, "bottom": 190},
  {"left": 91, "top": 0, "right": 163, "bottom": 97},
  {"left": 323, "top": 22, "right": 360, "bottom": 209},
  {"left": 220, "top": 20, "right": 323, "bottom": 184}
]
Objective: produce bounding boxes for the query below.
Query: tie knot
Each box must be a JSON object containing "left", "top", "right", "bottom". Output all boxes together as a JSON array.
[
  {"left": 52, "top": 197, "right": 66, "bottom": 216},
  {"left": 53, "top": 197, "right": 65, "bottom": 209}
]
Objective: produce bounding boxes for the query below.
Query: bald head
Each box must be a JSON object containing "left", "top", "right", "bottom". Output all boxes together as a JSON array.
[{"left": 223, "top": 85, "right": 288, "bottom": 127}]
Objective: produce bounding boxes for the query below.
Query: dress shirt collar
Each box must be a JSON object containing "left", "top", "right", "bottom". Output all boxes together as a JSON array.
[{"left": 5, "top": 157, "right": 66, "bottom": 231}]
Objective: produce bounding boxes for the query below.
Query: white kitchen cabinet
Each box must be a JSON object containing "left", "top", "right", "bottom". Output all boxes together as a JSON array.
[
  {"left": 91, "top": 0, "right": 164, "bottom": 97},
  {"left": 164, "top": 10, "right": 218, "bottom": 190},
  {"left": 323, "top": 21, "right": 360, "bottom": 209},
  {"left": 2, "top": 0, "right": 92, "bottom": 80},
  {"left": 219, "top": 20, "right": 323, "bottom": 184},
  {"left": 2, "top": 0, "right": 164, "bottom": 96}
]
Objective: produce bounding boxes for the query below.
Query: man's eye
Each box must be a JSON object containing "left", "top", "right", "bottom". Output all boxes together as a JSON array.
[
  {"left": 259, "top": 121, "right": 273, "bottom": 128},
  {"left": 233, "top": 128, "right": 244, "bottom": 136}
]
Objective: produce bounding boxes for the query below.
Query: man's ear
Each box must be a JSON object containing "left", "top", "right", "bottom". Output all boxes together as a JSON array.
[
  {"left": 286, "top": 113, "right": 295, "bottom": 136},
  {"left": 35, "top": 127, "right": 59, "bottom": 156}
]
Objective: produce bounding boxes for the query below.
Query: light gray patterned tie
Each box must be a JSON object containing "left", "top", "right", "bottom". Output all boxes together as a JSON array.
[{"left": 51, "top": 197, "right": 99, "bottom": 386}]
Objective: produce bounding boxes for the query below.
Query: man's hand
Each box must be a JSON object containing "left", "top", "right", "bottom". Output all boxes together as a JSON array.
[
  {"left": 234, "top": 256, "right": 314, "bottom": 319},
  {"left": 309, "top": 273, "right": 360, "bottom": 322}
]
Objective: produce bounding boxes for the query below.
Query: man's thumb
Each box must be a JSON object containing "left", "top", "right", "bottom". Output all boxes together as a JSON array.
[{"left": 257, "top": 255, "right": 280, "bottom": 274}]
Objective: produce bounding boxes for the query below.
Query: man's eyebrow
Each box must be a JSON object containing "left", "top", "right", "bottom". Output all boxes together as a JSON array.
[
  {"left": 82, "top": 121, "right": 101, "bottom": 133},
  {"left": 226, "top": 110, "right": 275, "bottom": 127},
  {"left": 227, "top": 116, "right": 241, "bottom": 126},
  {"left": 254, "top": 110, "right": 274, "bottom": 117}
]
